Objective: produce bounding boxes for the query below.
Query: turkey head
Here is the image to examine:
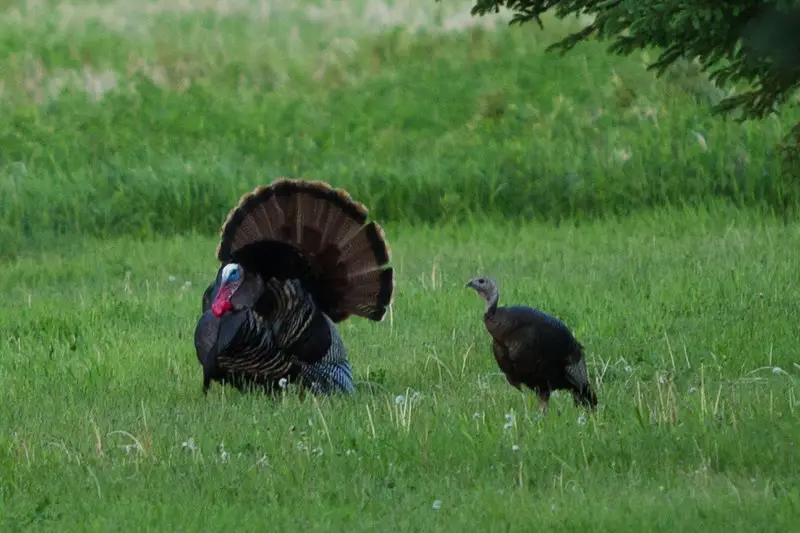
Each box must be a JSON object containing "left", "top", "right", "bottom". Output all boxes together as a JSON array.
[
  {"left": 465, "top": 275, "right": 499, "bottom": 310},
  {"left": 209, "top": 263, "right": 265, "bottom": 317}
]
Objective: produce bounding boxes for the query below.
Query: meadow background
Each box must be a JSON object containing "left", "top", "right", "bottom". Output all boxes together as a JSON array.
[{"left": 0, "top": 0, "right": 798, "bottom": 530}]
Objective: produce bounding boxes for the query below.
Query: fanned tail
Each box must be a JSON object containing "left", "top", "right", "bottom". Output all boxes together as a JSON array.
[{"left": 215, "top": 178, "right": 394, "bottom": 323}]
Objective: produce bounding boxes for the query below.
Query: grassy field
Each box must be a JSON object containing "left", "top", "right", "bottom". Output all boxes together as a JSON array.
[
  {"left": 1, "top": 0, "right": 799, "bottom": 530},
  {"left": 1, "top": 207, "right": 799, "bottom": 530}
]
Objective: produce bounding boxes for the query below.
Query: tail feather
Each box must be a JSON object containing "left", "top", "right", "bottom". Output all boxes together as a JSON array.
[
  {"left": 215, "top": 178, "right": 393, "bottom": 323},
  {"left": 337, "top": 222, "right": 391, "bottom": 265},
  {"left": 565, "top": 348, "right": 598, "bottom": 410},
  {"left": 271, "top": 179, "right": 368, "bottom": 248},
  {"left": 335, "top": 268, "right": 394, "bottom": 321}
]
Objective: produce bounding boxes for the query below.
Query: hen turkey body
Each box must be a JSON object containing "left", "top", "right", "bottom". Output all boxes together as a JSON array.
[{"left": 466, "top": 276, "right": 597, "bottom": 412}]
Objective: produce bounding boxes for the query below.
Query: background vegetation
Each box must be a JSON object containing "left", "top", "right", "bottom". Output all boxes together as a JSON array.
[
  {"left": 1, "top": 0, "right": 799, "bottom": 254},
  {"left": 0, "top": 0, "right": 797, "bottom": 530},
  {"left": 466, "top": 0, "right": 800, "bottom": 123}
]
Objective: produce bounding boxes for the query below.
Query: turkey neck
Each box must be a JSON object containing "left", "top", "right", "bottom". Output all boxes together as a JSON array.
[
  {"left": 219, "top": 309, "right": 270, "bottom": 356},
  {"left": 484, "top": 289, "right": 499, "bottom": 320}
]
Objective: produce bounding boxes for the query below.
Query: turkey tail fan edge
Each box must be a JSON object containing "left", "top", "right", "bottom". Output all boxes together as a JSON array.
[{"left": 215, "top": 178, "right": 394, "bottom": 323}]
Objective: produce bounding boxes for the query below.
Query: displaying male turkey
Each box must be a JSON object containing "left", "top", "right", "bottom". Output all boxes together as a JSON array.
[
  {"left": 466, "top": 276, "right": 597, "bottom": 412},
  {"left": 194, "top": 178, "right": 394, "bottom": 396}
]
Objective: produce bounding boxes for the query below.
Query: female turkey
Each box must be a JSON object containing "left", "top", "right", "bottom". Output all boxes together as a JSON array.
[
  {"left": 194, "top": 178, "right": 394, "bottom": 396},
  {"left": 466, "top": 276, "right": 597, "bottom": 412}
]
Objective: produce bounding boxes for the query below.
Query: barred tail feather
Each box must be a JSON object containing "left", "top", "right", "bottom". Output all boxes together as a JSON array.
[{"left": 215, "top": 178, "right": 394, "bottom": 323}]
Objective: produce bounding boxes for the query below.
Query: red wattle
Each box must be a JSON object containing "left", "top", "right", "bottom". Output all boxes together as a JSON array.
[{"left": 211, "top": 299, "right": 232, "bottom": 317}]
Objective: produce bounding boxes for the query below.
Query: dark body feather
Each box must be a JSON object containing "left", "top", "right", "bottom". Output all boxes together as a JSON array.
[
  {"left": 467, "top": 277, "right": 597, "bottom": 411},
  {"left": 194, "top": 306, "right": 296, "bottom": 394},
  {"left": 194, "top": 178, "right": 393, "bottom": 396}
]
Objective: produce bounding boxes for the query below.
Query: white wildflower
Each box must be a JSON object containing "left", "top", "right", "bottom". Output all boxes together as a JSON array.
[
  {"left": 688, "top": 387, "right": 698, "bottom": 393},
  {"left": 577, "top": 415, "right": 587, "bottom": 426},
  {"left": 511, "top": 445, "right": 520, "bottom": 452},
  {"left": 432, "top": 500, "right": 442, "bottom": 510},
  {"left": 311, "top": 447, "right": 323, "bottom": 458},
  {"left": 772, "top": 367, "right": 784, "bottom": 375},
  {"left": 624, "top": 365, "right": 633, "bottom": 373},
  {"left": 181, "top": 438, "right": 197, "bottom": 451},
  {"left": 278, "top": 378, "right": 288, "bottom": 389},
  {"left": 168, "top": 275, "right": 176, "bottom": 282},
  {"left": 394, "top": 395, "right": 405, "bottom": 405}
]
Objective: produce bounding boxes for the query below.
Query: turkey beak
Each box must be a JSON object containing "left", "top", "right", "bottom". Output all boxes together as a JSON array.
[{"left": 465, "top": 280, "right": 475, "bottom": 289}]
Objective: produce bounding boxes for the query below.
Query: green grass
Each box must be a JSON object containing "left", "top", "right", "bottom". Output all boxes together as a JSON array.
[
  {"left": 1, "top": 207, "right": 799, "bottom": 530},
  {"left": 1, "top": 0, "right": 799, "bottom": 529},
  {"left": 0, "top": 0, "right": 799, "bottom": 251}
]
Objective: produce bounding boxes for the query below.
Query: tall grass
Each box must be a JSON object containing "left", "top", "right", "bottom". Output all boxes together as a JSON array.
[
  {"left": 1, "top": 3, "right": 798, "bottom": 528},
  {"left": 1, "top": 209, "right": 798, "bottom": 530},
  {"left": 0, "top": 0, "right": 797, "bottom": 254}
]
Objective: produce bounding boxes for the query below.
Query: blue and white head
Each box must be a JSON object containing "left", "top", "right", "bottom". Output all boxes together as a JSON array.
[
  {"left": 221, "top": 263, "right": 241, "bottom": 284},
  {"left": 210, "top": 263, "right": 262, "bottom": 317}
]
